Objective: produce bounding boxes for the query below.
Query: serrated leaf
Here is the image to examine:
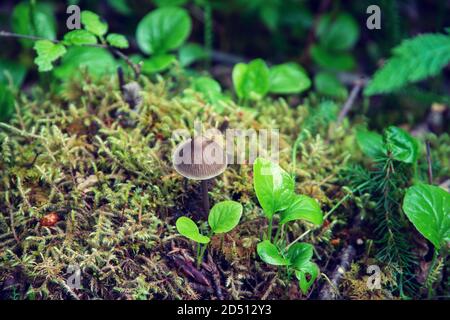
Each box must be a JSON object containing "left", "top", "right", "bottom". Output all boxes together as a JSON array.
[
  {"left": 256, "top": 240, "right": 289, "bottom": 266},
  {"left": 233, "top": 59, "right": 270, "bottom": 100},
  {"left": 208, "top": 201, "right": 242, "bottom": 234},
  {"left": 136, "top": 7, "right": 192, "bottom": 55},
  {"left": 33, "top": 40, "right": 66, "bottom": 72},
  {"left": 403, "top": 184, "right": 450, "bottom": 250},
  {"left": 106, "top": 33, "right": 129, "bottom": 49},
  {"left": 269, "top": 63, "right": 311, "bottom": 94},
  {"left": 280, "top": 195, "right": 323, "bottom": 225},
  {"left": 63, "top": 30, "right": 98, "bottom": 46},
  {"left": 81, "top": 10, "right": 108, "bottom": 37},
  {"left": 365, "top": 33, "right": 450, "bottom": 95},
  {"left": 176, "top": 216, "right": 210, "bottom": 244},
  {"left": 253, "top": 157, "right": 295, "bottom": 219}
]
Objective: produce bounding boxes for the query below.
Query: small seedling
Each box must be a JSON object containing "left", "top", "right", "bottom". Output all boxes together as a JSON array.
[
  {"left": 176, "top": 200, "right": 243, "bottom": 267},
  {"left": 252, "top": 157, "right": 323, "bottom": 294}
]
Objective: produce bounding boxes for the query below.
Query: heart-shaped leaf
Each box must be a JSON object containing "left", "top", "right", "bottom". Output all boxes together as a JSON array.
[
  {"left": 256, "top": 240, "right": 289, "bottom": 266},
  {"left": 253, "top": 157, "right": 295, "bottom": 218},
  {"left": 280, "top": 195, "right": 323, "bottom": 225},
  {"left": 295, "top": 261, "right": 320, "bottom": 295},
  {"left": 176, "top": 216, "right": 210, "bottom": 244},
  {"left": 136, "top": 7, "right": 192, "bottom": 55},
  {"left": 286, "top": 242, "right": 314, "bottom": 269},
  {"left": 384, "top": 126, "right": 419, "bottom": 164},
  {"left": 403, "top": 184, "right": 450, "bottom": 250},
  {"left": 208, "top": 200, "right": 243, "bottom": 234},
  {"left": 269, "top": 63, "right": 311, "bottom": 94},
  {"left": 232, "top": 59, "right": 270, "bottom": 100}
]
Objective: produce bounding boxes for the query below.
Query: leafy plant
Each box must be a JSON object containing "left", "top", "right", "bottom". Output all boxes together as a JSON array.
[
  {"left": 136, "top": 6, "right": 192, "bottom": 74},
  {"left": 233, "top": 59, "right": 311, "bottom": 102},
  {"left": 176, "top": 200, "right": 243, "bottom": 267},
  {"left": 365, "top": 32, "right": 450, "bottom": 95},
  {"left": 253, "top": 157, "right": 323, "bottom": 294},
  {"left": 403, "top": 183, "right": 450, "bottom": 296},
  {"left": 257, "top": 241, "right": 319, "bottom": 294},
  {"left": 232, "top": 59, "right": 270, "bottom": 101}
]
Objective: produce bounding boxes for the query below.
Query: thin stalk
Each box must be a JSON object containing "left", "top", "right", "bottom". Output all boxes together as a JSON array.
[
  {"left": 197, "top": 230, "right": 213, "bottom": 268},
  {"left": 267, "top": 216, "right": 273, "bottom": 242},
  {"left": 201, "top": 180, "right": 210, "bottom": 217}
]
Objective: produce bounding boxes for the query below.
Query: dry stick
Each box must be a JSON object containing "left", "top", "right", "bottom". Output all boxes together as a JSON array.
[
  {"left": 425, "top": 140, "right": 433, "bottom": 184},
  {"left": 117, "top": 66, "right": 125, "bottom": 94},
  {"left": 318, "top": 245, "right": 356, "bottom": 300},
  {"left": 337, "top": 78, "right": 365, "bottom": 125},
  {"left": 0, "top": 30, "right": 141, "bottom": 79}
]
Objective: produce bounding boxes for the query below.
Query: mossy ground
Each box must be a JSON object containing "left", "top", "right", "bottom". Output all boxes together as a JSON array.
[{"left": 0, "top": 72, "right": 448, "bottom": 300}]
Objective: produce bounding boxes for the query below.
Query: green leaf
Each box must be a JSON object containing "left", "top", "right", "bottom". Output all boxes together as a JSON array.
[
  {"left": 136, "top": 7, "right": 192, "bottom": 55},
  {"left": 314, "top": 72, "right": 348, "bottom": 99},
  {"left": 269, "top": 63, "right": 311, "bottom": 94},
  {"left": 384, "top": 126, "right": 419, "bottom": 164},
  {"left": 356, "top": 129, "right": 386, "bottom": 159},
  {"left": 0, "top": 84, "right": 15, "bottom": 123},
  {"left": 54, "top": 47, "right": 116, "bottom": 79},
  {"left": 253, "top": 157, "right": 295, "bottom": 218},
  {"left": 280, "top": 195, "right": 323, "bottom": 225},
  {"left": 142, "top": 54, "right": 176, "bottom": 74},
  {"left": 153, "top": 0, "right": 188, "bottom": 6},
  {"left": 179, "top": 43, "right": 208, "bottom": 67},
  {"left": 286, "top": 243, "right": 314, "bottom": 269},
  {"left": 403, "top": 184, "right": 450, "bottom": 250},
  {"left": 106, "top": 33, "right": 129, "bottom": 49},
  {"left": 295, "top": 261, "right": 319, "bottom": 294},
  {"left": 81, "top": 10, "right": 108, "bottom": 37},
  {"left": 310, "top": 44, "right": 356, "bottom": 71},
  {"left": 365, "top": 33, "right": 450, "bottom": 95},
  {"left": 191, "top": 76, "right": 227, "bottom": 105},
  {"left": 63, "top": 30, "right": 98, "bottom": 46},
  {"left": 316, "top": 13, "right": 359, "bottom": 51},
  {"left": 232, "top": 59, "right": 270, "bottom": 100},
  {"left": 0, "top": 60, "right": 27, "bottom": 87},
  {"left": 107, "top": 0, "right": 132, "bottom": 15},
  {"left": 12, "top": 2, "right": 57, "bottom": 47},
  {"left": 176, "top": 216, "right": 210, "bottom": 244},
  {"left": 33, "top": 40, "right": 66, "bottom": 72},
  {"left": 208, "top": 201, "right": 243, "bottom": 234},
  {"left": 256, "top": 240, "right": 289, "bottom": 266}
]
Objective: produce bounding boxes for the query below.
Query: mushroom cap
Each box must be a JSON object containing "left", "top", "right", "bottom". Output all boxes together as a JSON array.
[{"left": 172, "top": 136, "right": 227, "bottom": 180}]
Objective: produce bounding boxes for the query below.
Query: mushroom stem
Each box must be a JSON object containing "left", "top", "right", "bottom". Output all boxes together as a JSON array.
[{"left": 201, "top": 180, "right": 210, "bottom": 216}]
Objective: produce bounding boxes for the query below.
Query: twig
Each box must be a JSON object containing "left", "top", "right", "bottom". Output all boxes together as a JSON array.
[
  {"left": 425, "top": 140, "right": 433, "bottom": 184},
  {"left": 0, "top": 30, "right": 141, "bottom": 79},
  {"left": 337, "top": 78, "right": 365, "bottom": 125},
  {"left": 318, "top": 245, "right": 356, "bottom": 300},
  {"left": 9, "top": 210, "right": 20, "bottom": 244}
]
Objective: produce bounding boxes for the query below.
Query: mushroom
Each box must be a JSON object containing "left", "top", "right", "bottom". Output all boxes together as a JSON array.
[{"left": 173, "top": 135, "right": 227, "bottom": 215}]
